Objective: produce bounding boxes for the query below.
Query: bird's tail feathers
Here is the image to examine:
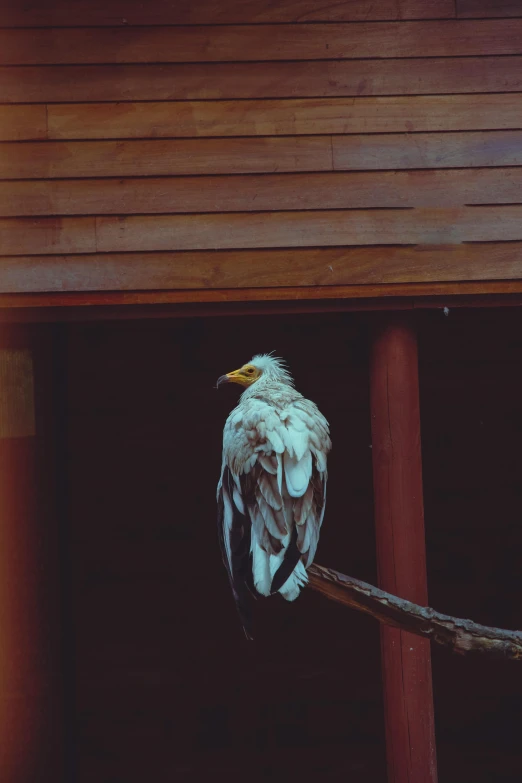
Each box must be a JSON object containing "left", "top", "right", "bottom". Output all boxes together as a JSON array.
[
  {"left": 251, "top": 540, "right": 271, "bottom": 596},
  {"left": 270, "top": 526, "right": 301, "bottom": 594},
  {"left": 233, "top": 586, "right": 254, "bottom": 640},
  {"left": 278, "top": 560, "right": 308, "bottom": 601}
]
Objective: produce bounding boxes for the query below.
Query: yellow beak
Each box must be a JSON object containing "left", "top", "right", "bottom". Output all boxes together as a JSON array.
[{"left": 216, "top": 368, "right": 251, "bottom": 388}]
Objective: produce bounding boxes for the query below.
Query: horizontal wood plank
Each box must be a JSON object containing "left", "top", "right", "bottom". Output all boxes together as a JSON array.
[
  {"left": 0, "top": 0, "right": 456, "bottom": 25},
  {"left": 2, "top": 243, "right": 521, "bottom": 294},
  {"left": 3, "top": 132, "right": 522, "bottom": 181},
  {"left": 1, "top": 21, "right": 521, "bottom": 65},
  {"left": 43, "top": 95, "right": 522, "bottom": 141},
  {"left": 0, "top": 137, "right": 332, "bottom": 180},
  {"left": 4, "top": 208, "right": 521, "bottom": 255},
  {"left": 457, "top": 1, "right": 522, "bottom": 17},
  {"left": 4, "top": 57, "right": 522, "bottom": 103},
  {"left": 3, "top": 284, "right": 522, "bottom": 313},
  {"left": 0, "top": 106, "right": 47, "bottom": 141},
  {"left": 332, "top": 131, "right": 522, "bottom": 170},
  {"left": 2, "top": 169, "right": 521, "bottom": 217},
  {"left": 93, "top": 208, "right": 522, "bottom": 250},
  {"left": 0, "top": 218, "right": 96, "bottom": 255}
]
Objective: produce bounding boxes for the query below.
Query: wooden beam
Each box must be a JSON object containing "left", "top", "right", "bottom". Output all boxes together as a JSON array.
[
  {"left": 369, "top": 316, "right": 438, "bottom": 783},
  {"left": 0, "top": 292, "right": 522, "bottom": 325},
  {"left": 1, "top": 280, "right": 522, "bottom": 310}
]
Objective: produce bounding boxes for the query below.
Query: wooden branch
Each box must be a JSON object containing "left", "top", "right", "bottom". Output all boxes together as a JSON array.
[{"left": 307, "top": 564, "right": 522, "bottom": 661}]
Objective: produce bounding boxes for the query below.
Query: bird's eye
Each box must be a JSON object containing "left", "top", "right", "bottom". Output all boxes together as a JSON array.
[{"left": 246, "top": 368, "right": 255, "bottom": 374}]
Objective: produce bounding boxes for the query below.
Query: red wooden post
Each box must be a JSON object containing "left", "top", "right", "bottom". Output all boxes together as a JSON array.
[
  {"left": 369, "top": 315, "right": 438, "bottom": 783},
  {"left": 0, "top": 328, "right": 65, "bottom": 781}
]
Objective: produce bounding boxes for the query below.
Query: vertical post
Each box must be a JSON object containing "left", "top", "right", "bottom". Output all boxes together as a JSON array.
[
  {"left": 0, "top": 326, "right": 65, "bottom": 781},
  {"left": 369, "top": 315, "right": 438, "bottom": 783}
]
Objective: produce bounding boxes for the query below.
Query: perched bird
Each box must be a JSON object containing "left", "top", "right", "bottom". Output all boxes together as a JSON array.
[{"left": 216, "top": 355, "right": 331, "bottom": 638}]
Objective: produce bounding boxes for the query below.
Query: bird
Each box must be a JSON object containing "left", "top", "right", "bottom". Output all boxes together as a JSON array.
[{"left": 216, "top": 354, "right": 331, "bottom": 638}]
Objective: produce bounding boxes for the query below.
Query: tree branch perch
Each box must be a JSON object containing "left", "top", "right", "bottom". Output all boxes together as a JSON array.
[{"left": 307, "top": 564, "right": 522, "bottom": 661}]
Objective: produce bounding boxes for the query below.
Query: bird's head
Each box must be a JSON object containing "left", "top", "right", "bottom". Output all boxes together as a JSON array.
[{"left": 216, "top": 354, "right": 293, "bottom": 389}]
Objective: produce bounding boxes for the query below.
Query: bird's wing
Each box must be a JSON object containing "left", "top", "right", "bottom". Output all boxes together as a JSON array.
[
  {"left": 218, "top": 397, "right": 330, "bottom": 611},
  {"left": 218, "top": 400, "right": 290, "bottom": 622},
  {"left": 284, "top": 398, "right": 330, "bottom": 568},
  {"left": 217, "top": 462, "right": 255, "bottom": 639}
]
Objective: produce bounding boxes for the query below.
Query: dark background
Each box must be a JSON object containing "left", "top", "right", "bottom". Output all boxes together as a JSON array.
[{"left": 16, "top": 306, "right": 522, "bottom": 782}]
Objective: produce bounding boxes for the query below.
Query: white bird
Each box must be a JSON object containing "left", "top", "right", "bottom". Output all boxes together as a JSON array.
[{"left": 216, "top": 355, "right": 331, "bottom": 638}]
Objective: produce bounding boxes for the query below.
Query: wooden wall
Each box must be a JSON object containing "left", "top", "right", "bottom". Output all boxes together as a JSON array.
[{"left": 1, "top": 0, "right": 522, "bottom": 307}]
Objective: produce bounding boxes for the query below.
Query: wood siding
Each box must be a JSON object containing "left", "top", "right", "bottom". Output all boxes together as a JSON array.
[{"left": 0, "top": 0, "right": 521, "bottom": 304}]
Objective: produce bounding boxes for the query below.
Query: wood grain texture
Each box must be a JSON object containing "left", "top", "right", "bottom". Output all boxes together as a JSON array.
[
  {"left": 0, "top": 0, "right": 456, "bottom": 25},
  {"left": 0, "top": 295, "right": 415, "bottom": 319},
  {"left": 2, "top": 282, "right": 522, "bottom": 312},
  {"left": 3, "top": 208, "right": 522, "bottom": 256},
  {"left": 308, "top": 563, "right": 522, "bottom": 660},
  {"left": 93, "top": 208, "right": 522, "bottom": 252},
  {"left": 2, "top": 2, "right": 521, "bottom": 304},
  {"left": 0, "top": 137, "right": 332, "bottom": 180},
  {"left": 333, "top": 131, "right": 522, "bottom": 170},
  {"left": 2, "top": 169, "right": 521, "bottom": 217},
  {"left": 3, "top": 132, "right": 522, "bottom": 181},
  {"left": 457, "top": 0, "right": 522, "bottom": 17},
  {"left": 0, "top": 106, "right": 47, "bottom": 142},
  {"left": 0, "top": 218, "right": 96, "bottom": 255},
  {"left": 2, "top": 243, "right": 522, "bottom": 294},
  {"left": 0, "top": 349, "right": 35, "bottom": 437},
  {"left": 1, "top": 21, "right": 521, "bottom": 65},
  {"left": 3, "top": 293, "right": 522, "bottom": 323},
  {"left": 369, "top": 318, "right": 437, "bottom": 783},
  {"left": 4, "top": 57, "right": 522, "bottom": 103},
  {"left": 44, "top": 95, "right": 522, "bottom": 140}
]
